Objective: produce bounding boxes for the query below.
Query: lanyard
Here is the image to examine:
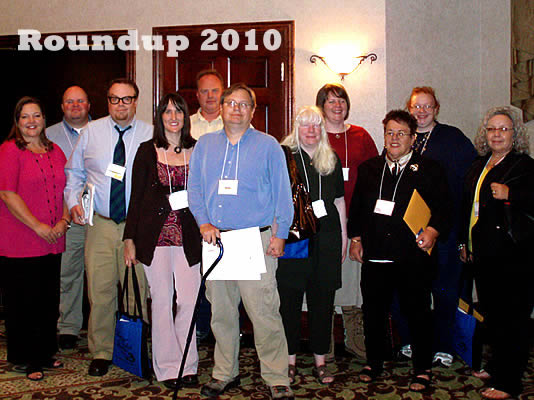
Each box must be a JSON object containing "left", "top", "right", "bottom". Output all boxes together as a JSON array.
[
  {"left": 378, "top": 158, "right": 406, "bottom": 202},
  {"left": 298, "top": 148, "right": 321, "bottom": 200},
  {"left": 418, "top": 126, "right": 434, "bottom": 155},
  {"left": 108, "top": 119, "right": 137, "bottom": 168},
  {"left": 343, "top": 125, "right": 348, "bottom": 168},
  {"left": 220, "top": 138, "right": 240, "bottom": 181},
  {"left": 163, "top": 148, "right": 187, "bottom": 195}
]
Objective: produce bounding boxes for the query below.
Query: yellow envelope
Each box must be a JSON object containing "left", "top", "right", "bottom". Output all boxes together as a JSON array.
[{"left": 403, "top": 189, "right": 433, "bottom": 255}]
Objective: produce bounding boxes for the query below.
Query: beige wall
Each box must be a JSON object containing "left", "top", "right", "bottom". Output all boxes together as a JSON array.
[
  {"left": 386, "top": 0, "right": 511, "bottom": 140},
  {"left": 1, "top": 0, "right": 510, "bottom": 146}
]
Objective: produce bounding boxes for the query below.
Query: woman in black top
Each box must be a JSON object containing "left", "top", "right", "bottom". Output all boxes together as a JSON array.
[{"left": 459, "top": 106, "right": 534, "bottom": 400}]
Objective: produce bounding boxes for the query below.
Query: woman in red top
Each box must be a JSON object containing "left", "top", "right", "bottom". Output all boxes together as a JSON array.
[
  {"left": 0, "top": 97, "right": 69, "bottom": 381},
  {"left": 316, "top": 84, "right": 378, "bottom": 360}
]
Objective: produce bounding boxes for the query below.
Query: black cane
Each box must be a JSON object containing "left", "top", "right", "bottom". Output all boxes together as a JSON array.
[{"left": 172, "top": 238, "right": 223, "bottom": 400}]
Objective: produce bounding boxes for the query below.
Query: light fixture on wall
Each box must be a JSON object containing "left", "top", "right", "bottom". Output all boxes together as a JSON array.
[{"left": 309, "top": 52, "right": 377, "bottom": 80}]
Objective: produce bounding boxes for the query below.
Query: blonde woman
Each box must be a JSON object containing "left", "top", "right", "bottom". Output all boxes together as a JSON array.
[{"left": 277, "top": 106, "right": 346, "bottom": 385}]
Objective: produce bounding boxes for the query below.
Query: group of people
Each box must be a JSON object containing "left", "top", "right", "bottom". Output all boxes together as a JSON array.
[{"left": 0, "top": 71, "right": 531, "bottom": 400}]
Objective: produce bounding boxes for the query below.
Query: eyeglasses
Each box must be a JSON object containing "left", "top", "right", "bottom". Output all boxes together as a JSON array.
[
  {"left": 410, "top": 104, "right": 435, "bottom": 111},
  {"left": 108, "top": 96, "right": 137, "bottom": 105},
  {"left": 223, "top": 100, "right": 253, "bottom": 110},
  {"left": 486, "top": 127, "right": 513, "bottom": 133},
  {"left": 385, "top": 130, "right": 411, "bottom": 138}
]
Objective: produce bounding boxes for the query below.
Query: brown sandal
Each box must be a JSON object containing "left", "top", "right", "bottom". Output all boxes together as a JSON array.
[
  {"left": 358, "top": 366, "right": 382, "bottom": 383},
  {"left": 288, "top": 364, "right": 298, "bottom": 384},
  {"left": 472, "top": 369, "right": 491, "bottom": 380},
  {"left": 312, "top": 365, "right": 334, "bottom": 385}
]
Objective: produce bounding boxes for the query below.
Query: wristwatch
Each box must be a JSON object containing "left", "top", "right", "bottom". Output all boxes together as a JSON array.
[{"left": 61, "top": 218, "right": 72, "bottom": 230}]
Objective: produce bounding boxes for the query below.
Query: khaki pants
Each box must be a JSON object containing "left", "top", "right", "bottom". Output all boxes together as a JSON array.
[
  {"left": 206, "top": 229, "right": 289, "bottom": 386},
  {"left": 85, "top": 214, "right": 148, "bottom": 360}
]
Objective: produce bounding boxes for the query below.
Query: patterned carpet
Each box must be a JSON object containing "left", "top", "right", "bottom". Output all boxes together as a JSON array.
[{"left": 0, "top": 323, "right": 532, "bottom": 399}]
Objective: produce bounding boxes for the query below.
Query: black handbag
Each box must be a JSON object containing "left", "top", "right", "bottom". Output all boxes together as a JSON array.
[{"left": 112, "top": 267, "right": 151, "bottom": 379}]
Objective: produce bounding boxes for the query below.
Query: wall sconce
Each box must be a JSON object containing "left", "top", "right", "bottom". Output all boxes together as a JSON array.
[{"left": 310, "top": 53, "right": 377, "bottom": 80}]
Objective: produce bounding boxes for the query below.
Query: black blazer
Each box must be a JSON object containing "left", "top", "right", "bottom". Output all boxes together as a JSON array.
[
  {"left": 123, "top": 140, "right": 201, "bottom": 266},
  {"left": 348, "top": 152, "right": 451, "bottom": 264},
  {"left": 460, "top": 151, "right": 534, "bottom": 257}
]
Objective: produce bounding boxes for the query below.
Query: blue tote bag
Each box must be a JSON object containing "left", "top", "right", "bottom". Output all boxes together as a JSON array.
[{"left": 112, "top": 267, "right": 151, "bottom": 379}]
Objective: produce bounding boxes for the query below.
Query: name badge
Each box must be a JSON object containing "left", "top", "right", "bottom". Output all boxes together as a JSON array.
[
  {"left": 374, "top": 199, "right": 395, "bottom": 216},
  {"left": 312, "top": 199, "right": 327, "bottom": 218},
  {"left": 218, "top": 179, "right": 238, "bottom": 195},
  {"left": 169, "top": 190, "right": 188, "bottom": 210},
  {"left": 105, "top": 163, "right": 126, "bottom": 181},
  {"left": 342, "top": 167, "right": 349, "bottom": 182},
  {"left": 474, "top": 201, "right": 479, "bottom": 217}
]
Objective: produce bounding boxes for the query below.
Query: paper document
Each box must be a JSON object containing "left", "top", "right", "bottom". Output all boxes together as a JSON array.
[
  {"left": 202, "top": 227, "right": 266, "bottom": 280},
  {"left": 79, "top": 182, "right": 95, "bottom": 226},
  {"left": 403, "top": 189, "right": 433, "bottom": 255}
]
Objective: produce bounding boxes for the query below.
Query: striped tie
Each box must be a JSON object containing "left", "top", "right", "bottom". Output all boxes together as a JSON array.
[{"left": 109, "top": 125, "right": 131, "bottom": 223}]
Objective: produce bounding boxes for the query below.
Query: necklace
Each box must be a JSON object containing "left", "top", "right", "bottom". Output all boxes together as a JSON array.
[
  {"left": 174, "top": 145, "right": 182, "bottom": 154},
  {"left": 416, "top": 128, "right": 433, "bottom": 154}
]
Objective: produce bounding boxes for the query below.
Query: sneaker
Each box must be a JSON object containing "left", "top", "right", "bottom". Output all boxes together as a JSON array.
[
  {"left": 396, "top": 344, "right": 412, "bottom": 361},
  {"left": 270, "top": 385, "right": 294, "bottom": 399},
  {"left": 433, "top": 352, "right": 453, "bottom": 367},
  {"left": 200, "top": 376, "right": 240, "bottom": 397}
]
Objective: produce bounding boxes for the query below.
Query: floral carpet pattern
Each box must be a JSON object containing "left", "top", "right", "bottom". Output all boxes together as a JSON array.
[{"left": 0, "top": 323, "right": 532, "bottom": 399}]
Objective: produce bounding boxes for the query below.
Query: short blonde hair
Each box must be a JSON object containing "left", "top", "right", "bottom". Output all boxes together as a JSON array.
[
  {"left": 474, "top": 106, "right": 530, "bottom": 156},
  {"left": 281, "top": 106, "right": 337, "bottom": 175}
]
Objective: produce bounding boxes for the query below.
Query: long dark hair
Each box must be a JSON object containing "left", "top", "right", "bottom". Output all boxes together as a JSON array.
[
  {"left": 153, "top": 93, "right": 195, "bottom": 150},
  {"left": 6, "top": 96, "right": 53, "bottom": 151}
]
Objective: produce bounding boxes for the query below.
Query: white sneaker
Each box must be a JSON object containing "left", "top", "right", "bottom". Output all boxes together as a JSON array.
[
  {"left": 397, "top": 344, "right": 412, "bottom": 360},
  {"left": 433, "top": 352, "right": 453, "bottom": 367}
]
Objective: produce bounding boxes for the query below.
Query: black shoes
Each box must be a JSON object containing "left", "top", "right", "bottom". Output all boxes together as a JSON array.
[
  {"left": 200, "top": 375, "right": 241, "bottom": 397},
  {"left": 162, "top": 374, "right": 199, "bottom": 389},
  {"left": 88, "top": 359, "right": 111, "bottom": 376},
  {"left": 58, "top": 334, "right": 78, "bottom": 350}
]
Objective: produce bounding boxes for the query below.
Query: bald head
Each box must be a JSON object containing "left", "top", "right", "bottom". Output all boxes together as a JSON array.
[{"left": 61, "top": 86, "right": 90, "bottom": 128}]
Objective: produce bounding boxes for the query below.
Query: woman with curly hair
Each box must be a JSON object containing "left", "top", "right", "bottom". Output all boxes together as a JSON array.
[{"left": 459, "top": 106, "right": 534, "bottom": 400}]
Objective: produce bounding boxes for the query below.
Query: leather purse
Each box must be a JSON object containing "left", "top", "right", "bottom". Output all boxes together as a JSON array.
[{"left": 281, "top": 146, "right": 319, "bottom": 244}]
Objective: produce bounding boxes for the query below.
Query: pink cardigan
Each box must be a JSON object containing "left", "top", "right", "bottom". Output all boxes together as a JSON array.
[{"left": 0, "top": 140, "right": 67, "bottom": 257}]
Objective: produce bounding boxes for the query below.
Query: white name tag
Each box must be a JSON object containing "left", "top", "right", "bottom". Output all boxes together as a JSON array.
[
  {"left": 374, "top": 199, "right": 395, "bottom": 216},
  {"left": 474, "top": 201, "right": 479, "bottom": 217},
  {"left": 105, "top": 163, "right": 126, "bottom": 181},
  {"left": 312, "top": 199, "right": 327, "bottom": 218},
  {"left": 218, "top": 179, "right": 238, "bottom": 195},
  {"left": 169, "top": 190, "right": 188, "bottom": 210},
  {"left": 342, "top": 167, "right": 349, "bottom": 181}
]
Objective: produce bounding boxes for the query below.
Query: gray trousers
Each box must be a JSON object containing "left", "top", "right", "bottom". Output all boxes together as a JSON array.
[{"left": 58, "top": 223, "right": 86, "bottom": 336}]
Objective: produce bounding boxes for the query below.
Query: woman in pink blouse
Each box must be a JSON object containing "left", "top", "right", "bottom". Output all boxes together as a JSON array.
[
  {"left": 123, "top": 93, "right": 201, "bottom": 389},
  {"left": 0, "top": 97, "right": 69, "bottom": 381}
]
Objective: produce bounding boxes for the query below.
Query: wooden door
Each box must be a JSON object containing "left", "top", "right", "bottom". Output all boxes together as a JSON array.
[{"left": 153, "top": 21, "right": 294, "bottom": 141}]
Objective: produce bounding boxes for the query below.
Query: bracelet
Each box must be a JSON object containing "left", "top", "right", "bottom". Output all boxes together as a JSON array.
[
  {"left": 351, "top": 238, "right": 361, "bottom": 243},
  {"left": 457, "top": 244, "right": 466, "bottom": 251},
  {"left": 61, "top": 217, "right": 72, "bottom": 229}
]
